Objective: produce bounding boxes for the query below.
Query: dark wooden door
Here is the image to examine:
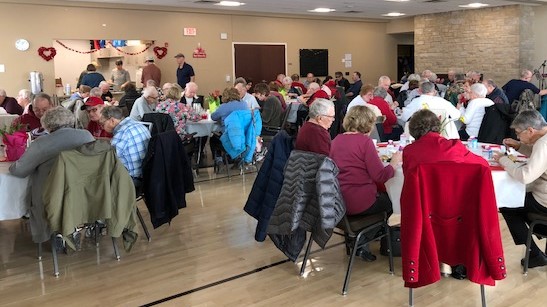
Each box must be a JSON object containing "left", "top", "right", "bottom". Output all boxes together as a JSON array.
[{"left": 234, "top": 44, "right": 286, "bottom": 86}]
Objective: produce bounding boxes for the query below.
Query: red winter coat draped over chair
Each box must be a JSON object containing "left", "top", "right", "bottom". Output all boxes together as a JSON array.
[{"left": 400, "top": 162, "right": 506, "bottom": 288}]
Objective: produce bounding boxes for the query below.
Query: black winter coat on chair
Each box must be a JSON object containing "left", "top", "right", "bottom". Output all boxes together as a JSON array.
[{"left": 142, "top": 130, "right": 195, "bottom": 228}]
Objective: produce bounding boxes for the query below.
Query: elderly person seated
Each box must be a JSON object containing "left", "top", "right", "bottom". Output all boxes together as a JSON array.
[
  {"left": 234, "top": 77, "right": 260, "bottom": 109},
  {"left": 118, "top": 82, "right": 140, "bottom": 116},
  {"left": 347, "top": 84, "right": 382, "bottom": 117},
  {"left": 130, "top": 86, "right": 159, "bottom": 121},
  {"left": 403, "top": 109, "right": 488, "bottom": 174},
  {"left": 281, "top": 76, "right": 300, "bottom": 99},
  {"left": 81, "top": 96, "right": 112, "bottom": 138},
  {"left": 298, "top": 82, "right": 329, "bottom": 106},
  {"left": 99, "top": 106, "right": 151, "bottom": 187},
  {"left": 253, "top": 83, "right": 283, "bottom": 129},
  {"left": 0, "top": 89, "right": 23, "bottom": 115},
  {"left": 457, "top": 83, "right": 494, "bottom": 140},
  {"left": 99, "top": 81, "right": 113, "bottom": 103},
  {"left": 494, "top": 110, "right": 547, "bottom": 268},
  {"left": 211, "top": 87, "right": 249, "bottom": 126},
  {"left": 15, "top": 93, "right": 54, "bottom": 135},
  {"left": 16, "top": 89, "right": 32, "bottom": 115},
  {"left": 181, "top": 81, "right": 203, "bottom": 110},
  {"left": 155, "top": 84, "right": 197, "bottom": 136},
  {"left": 330, "top": 105, "right": 401, "bottom": 261},
  {"left": 9, "top": 107, "right": 95, "bottom": 245},
  {"left": 294, "top": 98, "right": 335, "bottom": 155}
]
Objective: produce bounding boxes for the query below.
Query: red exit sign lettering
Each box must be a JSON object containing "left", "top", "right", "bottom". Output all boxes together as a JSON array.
[{"left": 184, "top": 28, "right": 197, "bottom": 36}]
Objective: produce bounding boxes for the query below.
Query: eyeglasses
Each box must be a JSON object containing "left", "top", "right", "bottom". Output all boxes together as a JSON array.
[
  {"left": 515, "top": 128, "right": 529, "bottom": 137},
  {"left": 86, "top": 107, "right": 99, "bottom": 113},
  {"left": 321, "top": 114, "right": 335, "bottom": 119}
]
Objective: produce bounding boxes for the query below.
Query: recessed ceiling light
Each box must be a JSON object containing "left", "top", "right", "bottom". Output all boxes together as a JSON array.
[
  {"left": 308, "top": 8, "right": 336, "bottom": 13},
  {"left": 382, "top": 12, "right": 406, "bottom": 17},
  {"left": 459, "top": 2, "right": 489, "bottom": 8},
  {"left": 385, "top": 0, "right": 409, "bottom": 2},
  {"left": 216, "top": 1, "right": 245, "bottom": 6}
]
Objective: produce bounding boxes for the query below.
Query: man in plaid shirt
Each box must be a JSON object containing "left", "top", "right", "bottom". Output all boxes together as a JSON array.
[{"left": 99, "top": 106, "right": 151, "bottom": 184}]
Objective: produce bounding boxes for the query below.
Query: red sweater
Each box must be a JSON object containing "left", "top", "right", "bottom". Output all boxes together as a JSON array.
[
  {"left": 307, "top": 90, "right": 330, "bottom": 106},
  {"left": 295, "top": 121, "right": 330, "bottom": 155},
  {"left": 330, "top": 133, "right": 394, "bottom": 215},
  {"left": 87, "top": 121, "right": 113, "bottom": 138},
  {"left": 368, "top": 96, "right": 397, "bottom": 134},
  {"left": 403, "top": 132, "right": 488, "bottom": 175},
  {"left": 14, "top": 106, "right": 41, "bottom": 130}
]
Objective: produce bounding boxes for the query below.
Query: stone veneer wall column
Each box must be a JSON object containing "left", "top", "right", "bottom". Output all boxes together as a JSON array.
[{"left": 414, "top": 5, "right": 534, "bottom": 85}]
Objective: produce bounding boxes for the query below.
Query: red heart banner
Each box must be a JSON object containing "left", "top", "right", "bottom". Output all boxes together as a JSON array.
[
  {"left": 38, "top": 47, "right": 57, "bottom": 61},
  {"left": 153, "top": 46, "right": 167, "bottom": 59}
]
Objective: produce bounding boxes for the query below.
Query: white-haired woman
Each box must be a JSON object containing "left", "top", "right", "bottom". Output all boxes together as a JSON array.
[{"left": 9, "top": 107, "right": 94, "bottom": 245}]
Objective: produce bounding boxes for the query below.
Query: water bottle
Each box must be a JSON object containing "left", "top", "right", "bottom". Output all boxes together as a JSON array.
[
  {"left": 399, "top": 134, "right": 408, "bottom": 147},
  {"left": 65, "top": 83, "right": 71, "bottom": 95}
]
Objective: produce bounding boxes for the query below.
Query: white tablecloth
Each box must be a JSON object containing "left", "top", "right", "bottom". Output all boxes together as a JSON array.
[
  {"left": 0, "top": 161, "right": 30, "bottom": 220},
  {"left": 385, "top": 167, "right": 526, "bottom": 214},
  {"left": 186, "top": 120, "right": 220, "bottom": 137},
  {"left": 379, "top": 143, "right": 526, "bottom": 214},
  {"left": 0, "top": 114, "right": 18, "bottom": 129}
]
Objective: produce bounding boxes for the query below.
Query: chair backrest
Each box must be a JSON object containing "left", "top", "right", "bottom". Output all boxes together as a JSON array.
[
  {"left": 400, "top": 162, "right": 505, "bottom": 288},
  {"left": 142, "top": 113, "right": 175, "bottom": 136},
  {"left": 140, "top": 122, "right": 153, "bottom": 134},
  {"left": 142, "top": 130, "right": 195, "bottom": 228}
]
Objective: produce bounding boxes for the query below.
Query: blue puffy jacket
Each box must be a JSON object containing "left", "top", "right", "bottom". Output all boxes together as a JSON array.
[{"left": 220, "top": 109, "right": 262, "bottom": 163}]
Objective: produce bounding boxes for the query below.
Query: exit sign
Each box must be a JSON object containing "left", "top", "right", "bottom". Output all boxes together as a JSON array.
[{"left": 184, "top": 28, "right": 197, "bottom": 36}]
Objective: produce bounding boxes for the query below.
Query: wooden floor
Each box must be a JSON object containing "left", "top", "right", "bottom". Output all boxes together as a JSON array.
[{"left": 1, "top": 170, "right": 547, "bottom": 307}]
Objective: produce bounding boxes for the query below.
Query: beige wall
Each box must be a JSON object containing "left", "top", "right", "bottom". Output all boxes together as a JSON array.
[
  {"left": 0, "top": 2, "right": 400, "bottom": 97},
  {"left": 414, "top": 5, "right": 537, "bottom": 86},
  {"left": 533, "top": 5, "right": 547, "bottom": 87}
]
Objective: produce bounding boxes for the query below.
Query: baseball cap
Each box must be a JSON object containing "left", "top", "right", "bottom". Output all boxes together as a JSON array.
[
  {"left": 174, "top": 53, "right": 185, "bottom": 58},
  {"left": 145, "top": 56, "right": 155, "bottom": 62},
  {"left": 80, "top": 96, "right": 104, "bottom": 110}
]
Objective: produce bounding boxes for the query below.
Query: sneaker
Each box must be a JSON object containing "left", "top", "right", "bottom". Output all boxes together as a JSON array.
[
  {"left": 451, "top": 265, "right": 467, "bottom": 280},
  {"left": 54, "top": 234, "right": 66, "bottom": 254},
  {"left": 521, "top": 253, "right": 547, "bottom": 268},
  {"left": 356, "top": 247, "right": 377, "bottom": 262},
  {"left": 256, "top": 148, "right": 268, "bottom": 162},
  {"left": 71, "top": 230, "right": 82, "bottom": 251},
  {"left": 214, "top": 156, "right": 224, "bottom": 165}
]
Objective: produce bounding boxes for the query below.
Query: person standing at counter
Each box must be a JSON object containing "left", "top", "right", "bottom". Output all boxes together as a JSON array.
[
  {"left": 141, "top": 56, "right": 161, "bottom": 87},
  {"left": 175, "top": 53, "right": 195, "bottom": 89},
  {"left": 110, "top": 60, "right": 131, "bottom": 91},
  {"left": 80, "top": 64, "right": 106, "bottom": 88}
]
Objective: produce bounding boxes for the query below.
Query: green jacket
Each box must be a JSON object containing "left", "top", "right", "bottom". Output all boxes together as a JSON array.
[{"left": 43, "top": 140, "right": 138, "bottom": 251}]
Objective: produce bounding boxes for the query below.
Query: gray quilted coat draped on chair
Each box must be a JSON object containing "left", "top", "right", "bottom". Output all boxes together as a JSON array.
[{"left": 267, "top": 150, "right": 346, "bottom": 261}]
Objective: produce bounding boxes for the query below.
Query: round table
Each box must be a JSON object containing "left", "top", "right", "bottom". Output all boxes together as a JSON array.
[{"left": 0, "top": 159, "right": 30, "bottom": 220}]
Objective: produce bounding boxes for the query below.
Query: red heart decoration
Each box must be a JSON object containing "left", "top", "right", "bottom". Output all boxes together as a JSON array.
[
  {"left": 153, "top": 46, "right": 167, "bottom": 59},
  {"left": 38, "top": 47, "right": 57, "bottom": 61}
]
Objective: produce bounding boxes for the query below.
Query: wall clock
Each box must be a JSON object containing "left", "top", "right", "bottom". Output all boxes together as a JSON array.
[{"left": 15, "top": 39, "right": 30, "bottom": 51}]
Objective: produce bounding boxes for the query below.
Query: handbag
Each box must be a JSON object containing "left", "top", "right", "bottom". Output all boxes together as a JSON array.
[{"left": 380, "top": 225, "right": 401, "bottom": 257}]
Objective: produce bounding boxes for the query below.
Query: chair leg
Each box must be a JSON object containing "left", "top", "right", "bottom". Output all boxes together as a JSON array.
[
  {"left": 38, "top": 242, "right": 42, "bottom": 260},
  {"left": 480, "top": 284, "right": 486, "bottom": 307},
  {"left": 94, "top": 222, "right": 100, "bottom": 247},
  {"left": 523, "top": 221, "right": 536, "bottom": 275},
  {"left": 342, "top": 232, "right": 362, "bottom": 295},
  {"left": 50, "top": 236, "right": 59, "bottom": 277},
  {"left": 409, "top": 288, "right": 414, "bottom": 307},
  {"left": 136, "top": 207, "right": 151, "bottom": 242},
  {"left": 385, "top": 222, "right": 394, "bottom": 275},
  {"left": 300, "top": 235, "right": 314, "bottom": 276},
  {"left": 224, "top": 153, "right": 231, "bottom": 179},
  {"left": 112, "top": 237, "right": 121, "bottom": 261}
]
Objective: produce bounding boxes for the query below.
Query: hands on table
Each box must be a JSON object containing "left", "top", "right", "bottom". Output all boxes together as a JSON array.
[{"left": 389, "top": 151, "right": 402, "bottom": 168}]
